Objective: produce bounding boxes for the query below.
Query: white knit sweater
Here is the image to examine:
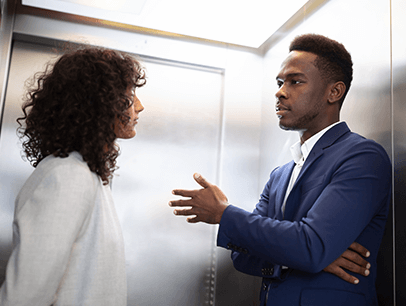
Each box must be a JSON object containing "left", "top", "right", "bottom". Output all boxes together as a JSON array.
[{"left": 0, "top": 152, "right": 127, "bottom": 306}]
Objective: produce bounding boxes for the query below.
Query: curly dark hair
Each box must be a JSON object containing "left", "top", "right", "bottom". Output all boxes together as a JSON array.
[
  {"left": 289, "top": 34, "right": 353, "bottom": 107},
  {"left": 17, "top": 46, "right": 146, "bottom": 184}
]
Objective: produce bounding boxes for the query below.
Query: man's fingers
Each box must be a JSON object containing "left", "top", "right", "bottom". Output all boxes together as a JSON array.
[
  {"left": 171, "top": 189, "right": 197, "bottom": 198},
  {"left": 336, "top": 257, "right": 370, "bottom": 276},
  {"left": 193, "top": 173, "right": 211, "bottom": 188},
  {"left": 342, "top": 249, "right": 371, "bottom": 269},
  {"left": 186, "top": 216, "right": 201, "bottom": 223},
  {"left": 173, "top": 209, "right": 207, "bottom": 224},
  {"left": 348, "top": 242, "right": 370, "bottom": 258},
  {"left": 169, "top": 199, "right": 193, "bottom": 207},
  {"left": 324, "top": 263, "right": 360, "bottom": 285},
  {"left": 173, "top": 207, "right": 195, "bottom": 216}
]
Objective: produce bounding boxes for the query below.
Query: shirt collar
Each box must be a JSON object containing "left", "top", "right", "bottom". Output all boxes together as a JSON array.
[{"left": 290, "top": 121, "right": 343, "bottom": 164}]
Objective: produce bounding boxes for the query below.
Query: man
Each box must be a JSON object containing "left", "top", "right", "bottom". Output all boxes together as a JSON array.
[{"left": 169, "top": 34, "right": 391, "bottom": 305}]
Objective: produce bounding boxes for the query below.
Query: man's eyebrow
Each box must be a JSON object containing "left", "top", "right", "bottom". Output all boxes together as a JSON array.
[{"left": 276, "top": 73, "right": 306, "bottom": 80}]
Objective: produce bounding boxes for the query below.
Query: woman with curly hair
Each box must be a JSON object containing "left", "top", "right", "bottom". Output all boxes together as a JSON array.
[{"left": 0, "top": 46, "right": 146, "bottom": 305}]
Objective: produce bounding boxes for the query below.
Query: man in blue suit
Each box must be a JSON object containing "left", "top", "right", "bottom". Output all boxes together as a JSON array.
[{"left": 169, "top": 34, "right": 391, "bottom": 305}]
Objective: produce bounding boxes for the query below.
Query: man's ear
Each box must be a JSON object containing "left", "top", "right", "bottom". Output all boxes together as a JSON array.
[{"left": 327, "top": 81, "right": 346, "bottom": 104}]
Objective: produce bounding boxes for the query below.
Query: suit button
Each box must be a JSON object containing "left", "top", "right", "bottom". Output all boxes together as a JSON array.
[
  {"left": 261, "top": 268, "right": 274, "bottom": 276},
  {"left": 227, "top": 243, "right": 233, "bottom": 249}
]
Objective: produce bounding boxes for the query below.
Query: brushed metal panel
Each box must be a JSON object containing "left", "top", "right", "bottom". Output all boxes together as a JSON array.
[
  {"left": 392, "top": 0, "right": 406, "bottom": 304},
  {"left": 0, "top": 41, "right": 56, "bottom": 285},
  {"left": 214, "top": 50, "right": 264, "bottom": 306},
  {"left": 114, "top": 59, "right": 223, "bottom": 306},
  {"left": 0, "top": 0, "right": 17, "bottom": 285},
  {"left": 0, "top": 0, "right": 16, "bottom": 125}
]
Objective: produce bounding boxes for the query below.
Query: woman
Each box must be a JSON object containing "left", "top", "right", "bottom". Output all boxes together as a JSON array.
[{"left": 0, "top": 46, "right": 146, "bottom": 305}]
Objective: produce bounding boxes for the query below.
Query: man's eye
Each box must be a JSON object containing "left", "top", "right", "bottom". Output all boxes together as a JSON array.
[
  {"left": 291, "top": 80, "right": 301, "bottom": 85},
  {"left": 277, "top": 81, "right": 283, "bottom": 88}
]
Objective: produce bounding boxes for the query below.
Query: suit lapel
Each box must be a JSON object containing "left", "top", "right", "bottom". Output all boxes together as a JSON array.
[
  {"left": 295, "top": 122, "right": 350, "bottom": 186},
  {"left": 274, "top": 161, "right": 295, "bottom": 220},
  {"left": 284, "top": 122, "right": 351, "bottom": 220}
]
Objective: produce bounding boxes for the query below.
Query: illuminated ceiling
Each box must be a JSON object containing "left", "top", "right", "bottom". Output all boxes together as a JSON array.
[{"left": 22, "top": 0, "right": 309, "bottom": 48}]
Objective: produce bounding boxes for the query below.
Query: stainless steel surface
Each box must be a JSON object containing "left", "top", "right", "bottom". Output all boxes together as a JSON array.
[
  {"left": 0, "top": 0, "right": 405, "bottom": 304},
  {"left": 0, "top": 0, "right": 17, "bottom": 285},
  {"left": 0, "top": 41, "right": 59, "bottom": 284},
  {"left": 114, "top": 58, "right": 224, "bottom": 305},
  {"left": 0, "top": 0, "right": 16, "bottom": 129},
  {"left": 214, "top": 50, "right": 264, "bottom": 306},
  {"left": 392, "top": 0, "right": 406, "bottom": 304},
  {"left": 20, "top": 0, "right": 308, "bottom": 48}
]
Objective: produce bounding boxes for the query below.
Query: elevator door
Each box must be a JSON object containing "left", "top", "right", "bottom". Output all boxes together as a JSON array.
[{"left": 0, "top": 40, "right": 224, "bottom": 306}]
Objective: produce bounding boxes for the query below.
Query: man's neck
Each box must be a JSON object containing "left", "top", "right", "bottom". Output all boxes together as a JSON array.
[{"left": 299, "top": 121, "right": 341, "bottom": 145}]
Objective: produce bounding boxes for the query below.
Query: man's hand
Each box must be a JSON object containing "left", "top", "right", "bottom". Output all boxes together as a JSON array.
[
  {"left": 169, "top": 173, "right": 229, "bottom": 224},
  {"left": 323, "top": 242, "right": 371, "bottom": 284}
]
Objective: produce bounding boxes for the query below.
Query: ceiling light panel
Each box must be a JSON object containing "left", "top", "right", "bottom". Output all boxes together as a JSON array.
[{"left": 22, "top": 0, "right": 308, "bottom": 48}]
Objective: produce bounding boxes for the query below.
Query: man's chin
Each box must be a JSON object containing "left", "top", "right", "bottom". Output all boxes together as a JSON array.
[{"left": 279, "top": 123, "right": 295, "bottom": 131}]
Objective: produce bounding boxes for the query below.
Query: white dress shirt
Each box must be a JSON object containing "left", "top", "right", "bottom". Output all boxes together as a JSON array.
[{"left": 282, "top": 121, "right": 342, "bottom": 216}]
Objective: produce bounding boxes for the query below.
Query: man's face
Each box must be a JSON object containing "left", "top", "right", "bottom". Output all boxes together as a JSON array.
[{"left": 275, "top": 51, "right": 330, "bottom": 139}]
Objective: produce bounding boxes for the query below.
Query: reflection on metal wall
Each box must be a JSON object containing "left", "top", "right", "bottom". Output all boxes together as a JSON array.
[{"left": 259, "top": 0, "right": 394, "bottom": 305}]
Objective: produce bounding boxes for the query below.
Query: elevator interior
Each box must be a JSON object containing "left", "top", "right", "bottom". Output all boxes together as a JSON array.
[{"left": 0, "top": 0, "right": 405, "bottom": 305}]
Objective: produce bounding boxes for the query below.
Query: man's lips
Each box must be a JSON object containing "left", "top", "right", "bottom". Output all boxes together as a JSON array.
[
  {"left": 275, "top": 103, "right": 290, "bottom": 118},
  {"left": 275, "top": 103, "right": 289, "bottom": 111}
]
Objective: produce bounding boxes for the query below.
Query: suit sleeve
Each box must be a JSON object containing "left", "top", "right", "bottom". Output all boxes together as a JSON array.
[
  {"left": 217, "top": 141, "right": 391, "bottom": 274},
  {"left": 0, "top": 162, "right": 97, "bottom": 306}
]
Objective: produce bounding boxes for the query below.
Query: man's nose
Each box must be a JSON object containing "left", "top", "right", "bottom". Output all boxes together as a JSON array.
[{"left": 275, "top": 85, "right": 287, "bottom": 100}]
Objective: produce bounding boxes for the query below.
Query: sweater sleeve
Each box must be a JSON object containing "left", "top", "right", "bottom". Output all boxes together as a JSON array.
[{"left": 0, "top": 160, "right": 97, "bottom": 306}]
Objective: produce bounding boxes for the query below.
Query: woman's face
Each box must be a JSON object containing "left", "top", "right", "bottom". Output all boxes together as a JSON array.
[{"left": 114, "top": 88, "right": 144, "bottom": 139}]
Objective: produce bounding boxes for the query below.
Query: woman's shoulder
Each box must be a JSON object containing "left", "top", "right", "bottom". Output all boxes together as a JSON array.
[
  {"left": 16, "top": 152, "right": 101, "bottom": 213},
  {"left": 21, "top": 152, "right": 99, "bottom": 197},
  {"left": 37, "top": 152, "right": 95, "bottom": 179}
]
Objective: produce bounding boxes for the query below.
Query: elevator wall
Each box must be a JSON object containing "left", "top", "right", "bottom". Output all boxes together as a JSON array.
[{"left": 0, "top": 0, "right": 404, "bottom": 305}]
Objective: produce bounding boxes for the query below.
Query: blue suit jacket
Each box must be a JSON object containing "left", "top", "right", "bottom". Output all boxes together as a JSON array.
[{"left": 217, "top": 122, "right": 391, "bottom": 306}]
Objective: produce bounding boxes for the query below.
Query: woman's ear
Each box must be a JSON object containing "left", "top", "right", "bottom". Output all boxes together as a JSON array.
[{"left": 328, "top": 81, "right": 346, "bottom": 104}]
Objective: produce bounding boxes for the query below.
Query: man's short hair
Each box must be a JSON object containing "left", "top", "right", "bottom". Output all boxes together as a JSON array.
[{"left": 289, "top": 34, "right": 353, "bottom": 107}]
